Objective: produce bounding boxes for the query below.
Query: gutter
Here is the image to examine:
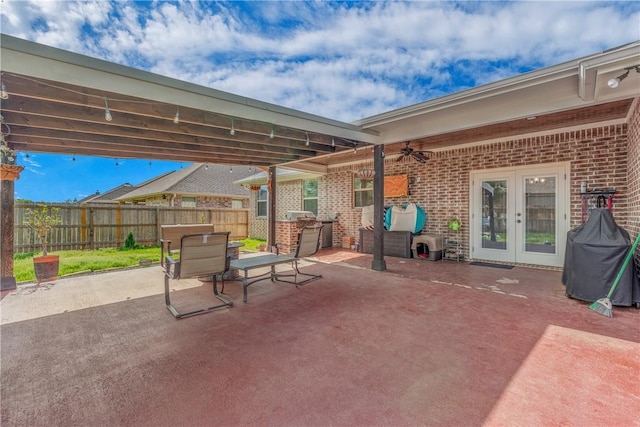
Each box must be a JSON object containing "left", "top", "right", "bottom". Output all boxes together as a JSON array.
[
  {"left": 355, "top": 41, "right": 640, "bottom": 128},
  {"left": 578, "top": 42, "right": 640, "bottom": 101}
]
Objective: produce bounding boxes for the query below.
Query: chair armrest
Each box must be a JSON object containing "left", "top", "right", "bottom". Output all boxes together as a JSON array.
[
  {"left": 165, "top": 255, "right": 179, "bottom": 279},
  {"left": 273, "top": 242, "right": 291, "bottom": 255},
  {"left": 160, "top": 239, "right": 173, "bottom": 267}
]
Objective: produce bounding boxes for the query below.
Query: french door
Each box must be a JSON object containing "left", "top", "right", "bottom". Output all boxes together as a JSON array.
[{"left": 470, "top": 163, "right": 569, "bottom": 267}]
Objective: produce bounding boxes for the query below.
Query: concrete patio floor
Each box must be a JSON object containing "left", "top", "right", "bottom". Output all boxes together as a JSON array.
[{"left": 1, "top": 249, "right": 639, "bottom": 426}]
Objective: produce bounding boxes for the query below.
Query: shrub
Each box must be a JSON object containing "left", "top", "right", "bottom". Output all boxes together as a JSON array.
[{"left": 120, "top": 232, "right": 141, "bottom": 250}]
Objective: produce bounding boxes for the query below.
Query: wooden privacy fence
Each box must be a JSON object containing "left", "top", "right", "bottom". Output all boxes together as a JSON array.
[{"left": 14, "top": 203, "right": 249, "bottom": 253}]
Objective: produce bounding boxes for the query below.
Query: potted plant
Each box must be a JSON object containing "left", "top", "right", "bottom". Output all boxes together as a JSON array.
[
  {"left": 1, "top": 139, "right": 24, "bottom": 180},
  {"left": 447, "top": 217, "right": 462, "bottom": 231},
  {"left": 24, "top": 204, "right": 62, "bottom": 283}
]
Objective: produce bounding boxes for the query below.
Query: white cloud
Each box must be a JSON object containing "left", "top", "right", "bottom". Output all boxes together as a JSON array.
[{"left": 1, "top": 1, "right": 638, "bottom": 122}]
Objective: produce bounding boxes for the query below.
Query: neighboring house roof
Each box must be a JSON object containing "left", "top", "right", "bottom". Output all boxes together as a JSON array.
[
  {"left": 233, "top": 168, "right": 320, "bottom": 186},
  {"left": 77, "top": 183, "right": 137, "bottom": 204},
  {"left": 117, "top": 163, "right": 254, "bottom": 201},
  {"left": 77, "top": 171, "right": 174, "bottom": 204}
]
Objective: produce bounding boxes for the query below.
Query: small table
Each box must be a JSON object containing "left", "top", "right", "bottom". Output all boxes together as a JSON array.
[{"left": 230, "top": 254, "right": 297, "bottom": 303}]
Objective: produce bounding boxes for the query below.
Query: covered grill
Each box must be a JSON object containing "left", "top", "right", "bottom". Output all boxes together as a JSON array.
[{"left": 562, "top": 208, "right": 640, "bottom": 306}]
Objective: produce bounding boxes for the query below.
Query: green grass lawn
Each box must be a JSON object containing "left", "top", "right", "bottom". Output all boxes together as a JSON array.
[{"left": 13, "top": 238, "right": 266, "bottom": 283}]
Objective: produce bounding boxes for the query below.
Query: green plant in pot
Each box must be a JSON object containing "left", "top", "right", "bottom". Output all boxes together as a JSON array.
[
  {"left": 24, "top": 205, "right": 62, "bottom": 283},
  {"left": 447, "top": 217, "right": 462, "bottom": 231}
]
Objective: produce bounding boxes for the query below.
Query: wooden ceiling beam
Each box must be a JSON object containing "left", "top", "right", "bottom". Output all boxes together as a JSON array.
[
  {"left": 2, "top": 101, "right": 335, "bottom": 156},
  {"left": 4, "top": 114, "right": 320, "bottom": 160},
  {"left": 2, "top": 73, "right": 364, "bottom": 151},
  {"left": 7, "top": 133, "right": 295, "bottom": 165}
]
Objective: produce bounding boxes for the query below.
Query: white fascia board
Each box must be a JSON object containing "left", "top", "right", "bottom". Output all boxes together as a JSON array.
[
  {"left": 374, "top": 76, "right": 582, "bottom": 143},
  {"left": 578, "top": 43, "right": 640, "bottom": 101},
  {"left": 355, "top": 41, "right": 640, "bottom": 130},
  {"left": 0, "top": 34, "right": 379, "bottom": 143},
  {"left": 233, "top": 168, "right": 319, "bottom": 185},
  {"left": 354, "top": 63, "right": 578, "bottom": 129},
  {"left": 280, "top": 162, "right": 328, "bottom": 174}
]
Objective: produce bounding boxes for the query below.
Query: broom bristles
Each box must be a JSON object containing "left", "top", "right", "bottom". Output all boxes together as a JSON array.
[{"left": 589, "top": 298, "right": 613, "bottom": 318}]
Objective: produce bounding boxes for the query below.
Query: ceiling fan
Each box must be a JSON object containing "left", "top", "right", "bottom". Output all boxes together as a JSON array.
[{"left": 396, "top": 141, "right": 432, "bottom": 163}]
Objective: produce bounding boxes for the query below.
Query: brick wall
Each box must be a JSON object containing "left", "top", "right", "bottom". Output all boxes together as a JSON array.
[
  {"left": 248, "top": 123, "right": 635, "bottom": 266},
  {"left": 196, "top": 195, "right": 246, "bottom": 209},
  {"left": 326, "top": 124, "right": 631, "bottom": 260},
  {"left": 248, "top": 180, "right": 301, "bottom": 240},
  {"left": 627, "top": 100, "right": 640, "bottom": 278},
  {"left": 139, "top": 195, "right": 246, "bottom": 209}
]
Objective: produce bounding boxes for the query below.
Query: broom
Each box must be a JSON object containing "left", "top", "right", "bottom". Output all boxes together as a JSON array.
[{"left": 589, "top": 230, "right": 640, "bottom": 317}]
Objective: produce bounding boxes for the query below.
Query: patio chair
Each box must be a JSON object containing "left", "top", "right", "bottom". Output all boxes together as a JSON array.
[
  {"left": 163, "top": 232, "right": 233, "bottom": 318},
  {"left": 273, "top": 225, "right": 324, "bottom": 286}
]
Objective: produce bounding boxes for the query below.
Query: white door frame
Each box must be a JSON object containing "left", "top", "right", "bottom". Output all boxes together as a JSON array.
[{"left": 469, "top": 162, "right": 570, "bottom": 267}]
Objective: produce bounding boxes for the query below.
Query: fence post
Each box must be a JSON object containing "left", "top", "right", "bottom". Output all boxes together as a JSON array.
[
  {"left": 89, "top": 207, "right": 95, "bottom": 250},
  {"left": 156, "top": 206, "right": 161, "bottom": 245}
]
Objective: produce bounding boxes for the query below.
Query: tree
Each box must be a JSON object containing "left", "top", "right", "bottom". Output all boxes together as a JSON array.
[{"left": 24, "top": 205, "right": 62, "bottom": 255}]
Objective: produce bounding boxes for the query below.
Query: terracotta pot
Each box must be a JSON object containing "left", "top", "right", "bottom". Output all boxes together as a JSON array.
[
  {"left": 0, "top": 164, "right": 24, "bottom": 181},
  {"left": 33, "top": 255, "right": 59, "bottom": 284}
]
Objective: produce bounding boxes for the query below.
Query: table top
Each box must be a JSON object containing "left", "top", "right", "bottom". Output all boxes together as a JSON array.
[{"left": 230, "top": 254, "right": 296, "bottom": 271}]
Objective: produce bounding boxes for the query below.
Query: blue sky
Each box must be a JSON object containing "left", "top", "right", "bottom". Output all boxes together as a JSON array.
[{"left": 1, "top": 0, "right": 639, "bottom": 202}]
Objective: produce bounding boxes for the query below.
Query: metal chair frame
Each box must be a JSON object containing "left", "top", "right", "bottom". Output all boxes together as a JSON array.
[{"left": 163, "top": 232, "right": 233, "bottom": 318}]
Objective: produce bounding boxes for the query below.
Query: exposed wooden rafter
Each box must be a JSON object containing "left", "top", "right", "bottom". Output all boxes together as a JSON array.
[{"left": 1, "top": 72, "right": 374, "bottom": 166}]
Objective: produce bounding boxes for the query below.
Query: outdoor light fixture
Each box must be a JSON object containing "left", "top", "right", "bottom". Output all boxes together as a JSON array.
[
  {"left": 356, "top": 169, "right": 375, "bottom": 180},
  {"left": 608, "top": 70, "right": 629, "bottom": 88},
  {"left": 0, "top": 81, "right": 8, "bottom": 100},
  {"left": 269, "top": 125, "right": 274, "bottom": 139},
  {"left": 104, "top": 98, "right": 112, "bottom": 122},
  {"left": 230, "top": 118, "right": 235, "bottom": 135},
  {"left": 173, "top": 107, "right": 180, "bottom": 124},
  {"left": 331, "top": 137, "right": 335, "bottom": 148},
  {"left": 305, "top": 132, "right": 310, "bottom": 146},
  {"left": 607, "top": 66, "right": 639, "bottom": 89}
]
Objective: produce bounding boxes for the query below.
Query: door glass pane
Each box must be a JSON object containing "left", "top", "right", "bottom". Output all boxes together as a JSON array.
[
  {"left": 481, "top": 180, "right": 507, "bottom": 250},
  {"left": 524, "top": 175, "right": 556, "bottom": 254}
]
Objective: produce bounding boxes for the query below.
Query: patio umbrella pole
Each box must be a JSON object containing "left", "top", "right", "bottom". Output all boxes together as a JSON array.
[{"left": 589, "top": 229, "right": 640, "bottom": 317}]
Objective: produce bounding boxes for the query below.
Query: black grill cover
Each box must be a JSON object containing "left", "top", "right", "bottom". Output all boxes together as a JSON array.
[{"left": 562, "top": 209, "right": 639, "bottom": 306}]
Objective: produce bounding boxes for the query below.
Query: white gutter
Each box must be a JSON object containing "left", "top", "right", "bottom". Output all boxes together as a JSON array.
[
  {"left": 578, "top": 42, "right": 640, "bottom": 101},
  {"left": 355, "top": 41, "right": 640, "bottom": 129}
]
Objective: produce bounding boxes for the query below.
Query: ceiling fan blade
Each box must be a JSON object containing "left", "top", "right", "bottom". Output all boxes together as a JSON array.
[{"left": 412, "top": 152, "right": 428, "bottom": 163}]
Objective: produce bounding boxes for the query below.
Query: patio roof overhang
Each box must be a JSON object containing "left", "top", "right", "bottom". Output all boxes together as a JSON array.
[
  {"left": 275, "top": 43, "right": 640, "bottom": 171},
  {"left": 2, "top": 35, "right": 638, "bottom": 174},
  {"left": 0, "top": 34, "right": 379, "bottom": 171}
]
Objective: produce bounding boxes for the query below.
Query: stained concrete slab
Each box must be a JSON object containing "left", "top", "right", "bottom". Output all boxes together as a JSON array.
[{"left": 1, "top": 249, "right": 639, "bottom": 426}]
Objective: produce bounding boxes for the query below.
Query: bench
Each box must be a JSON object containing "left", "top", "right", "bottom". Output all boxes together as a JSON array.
[{"left": 160, "top": 224, "right": 216, "bottom": 267}]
